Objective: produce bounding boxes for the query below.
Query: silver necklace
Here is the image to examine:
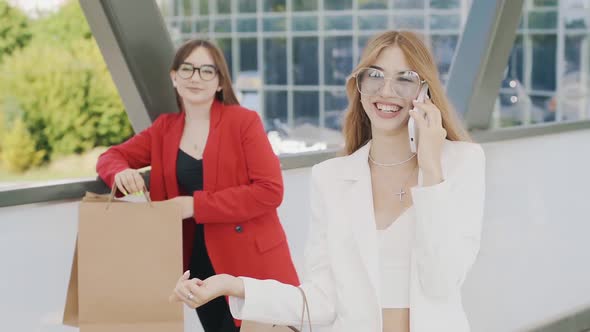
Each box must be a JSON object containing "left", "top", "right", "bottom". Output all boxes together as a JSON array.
[
  {"left": 394, "top": 165, "right": 418, "bottom": 201},
  {"left": 368, "top": 153, "right": 416, "bottom": 167}
]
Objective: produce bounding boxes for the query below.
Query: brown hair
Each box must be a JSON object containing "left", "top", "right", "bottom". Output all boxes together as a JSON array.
[
  {"left": 342, "top": 30, "right": 471, "bottom": 155},
  {"left": 170, "top": 39, "right": 239, "bottom": 110}
]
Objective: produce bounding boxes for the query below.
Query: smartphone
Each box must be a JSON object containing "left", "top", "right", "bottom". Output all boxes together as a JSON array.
[{"left": 408, "top": 83, "right": 429, "bottom": 153}]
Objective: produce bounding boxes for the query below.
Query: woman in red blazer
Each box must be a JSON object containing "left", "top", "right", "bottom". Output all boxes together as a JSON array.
[{"left": 96, "top": 39, "right": 299, "bottom": 331}]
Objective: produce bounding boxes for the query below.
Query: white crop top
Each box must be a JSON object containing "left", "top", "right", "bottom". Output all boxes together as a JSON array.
[{"left": 377, "top": 207, "right": 414, "bottom": 309}]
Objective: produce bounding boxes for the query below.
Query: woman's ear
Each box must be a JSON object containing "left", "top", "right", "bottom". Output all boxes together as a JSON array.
[{"left": 170, "top": 71, "right": 177, "bottom": 87}]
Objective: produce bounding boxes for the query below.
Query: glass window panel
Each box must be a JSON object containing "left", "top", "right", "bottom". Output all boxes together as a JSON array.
[
  {"left": 217, "top": 38, "right": 233, "bottom": 79},
  {"left": 293, "top": 0, "right": 318, "bottom": 11},
  {"left": 214, "top": 18, "right": 231, "bottom": 33},
  {"left": 393, "top": 14, "right": 424, "bottom": 30},
  {"left": 324, "top": 15, "right": 353, "bottom": 31},
  {"left": 194, "top": 19, "right": 209, "bottom": 33},
  {"left": 430, "top": 35, "right": 459, "bottom": 79},
  {"left": 358, "top": 35, "right": 372, "bottom": 61},
  {"left": 181, "top": 20, "right": 192, "bottom": 33},
  {"left": 265, "top": 0, "right": 286, "bottom": 12},
  {"left": 430, "top": 14, "right": 461, "bottom": 30},
  {"left": 237, "top": 18, "right": 257, "bottom": 32},
  {"left": 533, "top": 0, "right": 557, "bottom": 7},
  {"left": 429, "top": 0, "right": 460, "bottom": 9},
  {"left": 563, "top": 0, "right": 589, "bottom": 9},
  {"left": 199, "top": 0, "right": 209, "bottom": 15},
  {"left": 502, "top": 36, "right": 524, "bottom": 89},
  {"left": 324, "top": 90, "right": 348, "bottom": 130},
  {"left": 325, "top": 37, "right": 353, "bottom": 85},
  {"left": 560, "top": 35, "right": 590, "bottom": 121},
  {"left": 264, "top": 91, "right": 288, "bottom": 131},
  {"left": 564, "top": 10, "right": 589, "bottom": 29},
  {"left": 393, "top": 0, "right": 425, "bottom": 9},
  {"left": 239, "top": 0, "right": 257, "bottom": 13},
  {"left": 182, "top": 0, "right": 193, "bottom": 15},
  {"left": 358, "top": 0, "right": 387, "bottom": 10},
  {"left": 217, "top": 0, "right": 231, "bottom": 13},
  {"left": 530, "top": 95, "right": 555, "bottom": 123},
  {"left": 531, "top": 35, "right": 557, "bottom": 91},
  {"left": 239, "top": 38, "right": 258, "bottom": 72},
  {"left": 294, "top": 92, "right": 320, "bottom": 127},
  {"left": 324, "top": 0, "right": 352, "bottom": 10},
  {"left": 293, "top": 16, "right": 318, "bottom": 31},
  {"left": 498, "top": 93, "right": 525, "bottom": 127},
  {"left": 264, "top": 38, "right": 287, "bottom": 85},
  {"left": 528, "top": 11, "right": 557, "bottom": 29},
  {"left": 264, "top": 17, "right": 287, "bottom": 31},
  {"left": 293, "top": 37, "right": 319, "bottom": 85},
  {"left": 359, "top": 15, "right": 388, "bottom": 30}
]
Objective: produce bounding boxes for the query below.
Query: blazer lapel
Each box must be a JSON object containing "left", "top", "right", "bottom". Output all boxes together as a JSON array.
[
  {"left": 336, "top": 141, "right": 381, "bottom": 298},
  {"left": 202, "top": 100, "right": 223, "bottom": 191},
  {"left": 163, "top": 114, "right": 184, "bottom": 198}
]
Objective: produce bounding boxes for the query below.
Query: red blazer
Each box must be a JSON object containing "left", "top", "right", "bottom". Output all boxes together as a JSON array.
[{"left": 97, "top": 100, "right": 300, "bottom": 288}]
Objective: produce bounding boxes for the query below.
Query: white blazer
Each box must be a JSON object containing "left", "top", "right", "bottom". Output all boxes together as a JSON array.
[{"left": 229, "top": 140, "right": 486, "bottom": 332}]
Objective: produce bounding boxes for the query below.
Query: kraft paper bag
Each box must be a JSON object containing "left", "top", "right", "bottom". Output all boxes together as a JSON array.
[{"left": 63, "top": 188, "right": 184, "bottom": 332}]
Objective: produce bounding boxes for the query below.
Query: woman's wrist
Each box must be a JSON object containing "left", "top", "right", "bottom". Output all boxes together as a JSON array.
[{"left": 224, "top": 275, "right": 245, "bottom": 298}]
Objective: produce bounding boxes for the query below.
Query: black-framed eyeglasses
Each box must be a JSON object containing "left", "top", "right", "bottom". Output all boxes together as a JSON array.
[
  {"left": 353, "top": 67, "right": 425, "bottom": 99},
  {"left": 177, "top": 63, "right": 219, "bottom": 81}
]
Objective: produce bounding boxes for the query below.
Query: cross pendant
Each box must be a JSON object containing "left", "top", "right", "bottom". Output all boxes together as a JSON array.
[{"left": 395, "top": 189, "right": 406, "bottom": 202}]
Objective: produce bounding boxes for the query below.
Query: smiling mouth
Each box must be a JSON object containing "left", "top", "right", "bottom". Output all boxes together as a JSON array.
[{"left": 374, "top": 102, "right": 403, "bottom": 113}]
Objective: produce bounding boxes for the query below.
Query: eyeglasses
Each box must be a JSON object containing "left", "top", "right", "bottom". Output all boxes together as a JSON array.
[
  {"left": 177, "top": 63, "right": 218, "bottom": 81},
  {"left": 353, "top": 67, "right": 425, "bottom": 99}
]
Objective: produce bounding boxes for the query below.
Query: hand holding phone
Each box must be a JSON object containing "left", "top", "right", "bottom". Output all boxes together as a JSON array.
[{"left": 408, "top": 83, "right": 429, "bottom": 153}]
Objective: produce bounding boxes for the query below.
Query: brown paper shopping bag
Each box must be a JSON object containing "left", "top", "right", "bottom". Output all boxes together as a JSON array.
[{"left": 63, "top": 187, "right": 184, "bottom": 332}]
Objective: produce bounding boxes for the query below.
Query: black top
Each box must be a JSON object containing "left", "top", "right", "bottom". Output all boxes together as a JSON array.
[{"left": 176, "top": 149, "right": 203, "bottom": 195}]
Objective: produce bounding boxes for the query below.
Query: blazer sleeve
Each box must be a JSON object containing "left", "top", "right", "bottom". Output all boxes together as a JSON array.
[
  {"left": 96, "top": 115, "right": 166, "bottom": 188},
  {"left": 193, "top": 112, "right": 284, "bottom": 223},
  {"left": 228, "top": 166, "right": 337, "bottom": 327},
  {"left": 411, "top": 143, "right": 486, "bottom": 299}
]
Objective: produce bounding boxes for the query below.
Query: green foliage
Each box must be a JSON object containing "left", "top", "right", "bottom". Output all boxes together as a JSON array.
[
  {"left": 1, "top": 118, "right": 45, "bottom": 172},
  {"left": 0, "top": 0, "right": 32, "bottom": 63},
  {"left": 0, "top": 0, "right": 132, "bottom": 170}
]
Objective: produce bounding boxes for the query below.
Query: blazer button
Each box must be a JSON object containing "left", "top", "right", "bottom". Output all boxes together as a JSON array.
[{"left": 235, "top": 225, "right": 243, "bottom": 233}]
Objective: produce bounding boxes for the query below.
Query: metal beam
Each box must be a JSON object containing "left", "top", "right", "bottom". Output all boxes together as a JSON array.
[
  {"left": 446, "top": 0, "right": 525, "bottom": 130},
  {"left": 79, "top": 0, "right": 178, "bottom": 132}
]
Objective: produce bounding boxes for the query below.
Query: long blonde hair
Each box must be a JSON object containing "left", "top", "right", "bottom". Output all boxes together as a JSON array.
[{"left": 342, "top": 30, "right": 471, "bottom": 155}]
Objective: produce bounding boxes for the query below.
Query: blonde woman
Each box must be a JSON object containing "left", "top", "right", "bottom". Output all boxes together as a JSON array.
[{"left": 171, "top": 30, "right": 485, "bottom": 332}]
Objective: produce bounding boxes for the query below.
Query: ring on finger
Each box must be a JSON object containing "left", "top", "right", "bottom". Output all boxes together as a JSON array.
[{"left": 187, "top": 292, "right": 194, "bottom": 300}]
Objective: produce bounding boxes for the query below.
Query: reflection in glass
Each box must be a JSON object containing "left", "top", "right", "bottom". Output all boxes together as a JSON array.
[
  {"left": 430, "top": 14, "right": 461, "bottom": 30},
  {"left": 325, "top": 90, "right": 348, "bottom": 130},
  {"left": 264, "top": 91, "right": 288, "bottom": 131},
  {"left": 265, "top": 0, "right": 286, "bottom": 12},
  {"left": 239, "top": 0, "right": 257, "bottom": 13},
  {"left": 324, "top": 0, "right": 352, "bottom": 10},
  {"left": 430, "top": 35, "right": 459, "bottom": 79},
  {"left": 264, "top": 17, "right": 287, "bottom": 31},
  {"left": 358, "top": 0, "right": 387, "bottom": 10},
  {"left": 293, "top": 0, "right": 318, "bottom": 11},
  {"left": 393, "top": 0, "right": 424, "bottom": 9},
  {"left": 294, "top": 92, "right": 320, "bottom": 126},
  {"left": 429, "top": 0, "right": 460, "bottom": 9},
  {"left": 325, "top": 37, "right": 353, "bottom": 86},
  {"left": 214, "top": 19, "right": 231, "bottom": 33},
  {"left": 531, "top": 35, "right": 556, "bottom": 91},
  {"left": 359, "top": 15, "right": 387, "bottom": 30},
  {"left": 393, "top": 14, "right": 424, "bottom": 30},
  {"left": 217, "top": 0, "right": 231, "bottom": 13},
  {"left": 217, "top": 38, "right": 233, "bottom": 79},
  {"left": 293, "top": 37, "right": 319, "bottom": 85},
  {"left": 528, "top": 11, "right": 557, "bottom": 29},
  {"left": 264, "top": 38, "right": 287, "bottom": 85},
  {"left": 324, "top": 15, "right": 353, "bottom": 31},
  {"left": 237, "top": 18, "right": 257, "bottom": 32},
  {"left": 293, "top": 16, "right": 318, "bottom": 31}
]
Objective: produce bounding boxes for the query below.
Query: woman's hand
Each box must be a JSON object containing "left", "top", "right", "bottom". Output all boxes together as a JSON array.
[
  {"left": 170, "top": 272, "right": 244, "bottom": 309},
  {"left": 409, "top": 97, "right": 446, "bottom": 185},
  {"left": 167, "top": 196, "right": 194, "bottom": 219},
  {"left": 114, "top": 168, "right": 146, "bottom": 195}
]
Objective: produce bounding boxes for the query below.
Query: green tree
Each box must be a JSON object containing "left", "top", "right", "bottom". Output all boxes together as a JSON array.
[
  {"left": 0, "top": 0, "right": 132, "bottom": 167},
  {"left": 30, "top": 0, "right": 91, "bottom": 46},
  {"left": 1, "top": 118, "right": 45, "bottom": 172},
  {"left": 0, "top": 0, "right": 32, "bottom": 63}
]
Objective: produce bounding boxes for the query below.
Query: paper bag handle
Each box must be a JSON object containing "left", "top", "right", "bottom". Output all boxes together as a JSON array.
[
  {"left": 106, "top": 184, "right": 153, "bottom": 209},
  {"left": 293, "top": 286, "right": 312, "bottom": 332}
]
